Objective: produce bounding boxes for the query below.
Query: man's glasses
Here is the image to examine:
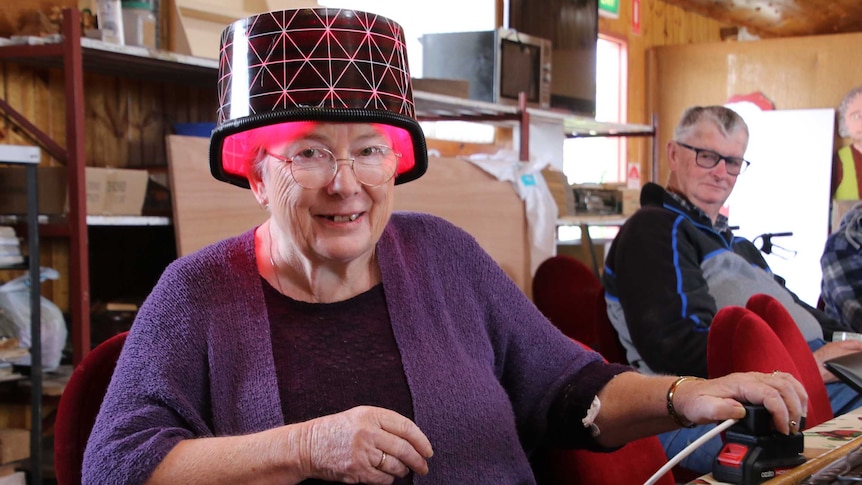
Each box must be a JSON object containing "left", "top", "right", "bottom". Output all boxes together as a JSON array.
[
  {"left": 265, "top": 145, "right": 400, "bottom": 189},
  {"left": 676, "top": 141, "right": 751, "bottom": 175}
]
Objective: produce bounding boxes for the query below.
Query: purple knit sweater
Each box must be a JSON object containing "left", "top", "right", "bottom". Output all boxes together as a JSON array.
[{"left": 82, "top": 212, "right": 617, "bottom": 484}]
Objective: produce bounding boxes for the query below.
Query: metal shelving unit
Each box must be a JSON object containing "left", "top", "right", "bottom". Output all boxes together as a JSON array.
[{"left": 0, "top": 144, "right": 43, "bottom": 485}]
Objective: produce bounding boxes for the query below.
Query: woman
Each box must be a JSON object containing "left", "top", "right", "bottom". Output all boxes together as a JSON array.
[{"left": 83, "top": 8, "right": 807, "bottom": 485}]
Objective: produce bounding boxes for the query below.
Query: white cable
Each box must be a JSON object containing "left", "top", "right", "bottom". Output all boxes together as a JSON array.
[{"left": 643, "top": 418, "right": 739, "bottom": 485}]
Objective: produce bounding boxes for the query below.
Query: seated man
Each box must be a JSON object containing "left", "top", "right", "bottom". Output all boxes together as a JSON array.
[
  {"left": 821, "top": 201, "right": 862, "bottom": 331},
  {"left": 602, "top": 105, "right": 862, "bottom": 473}
]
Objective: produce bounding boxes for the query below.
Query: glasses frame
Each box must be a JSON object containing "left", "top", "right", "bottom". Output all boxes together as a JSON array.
[
  {"left": 265, "top": 144, "right": 401, "bottom": 189},
  {"left": 676, "top": 141, "right": 751, "bottom": 175}
]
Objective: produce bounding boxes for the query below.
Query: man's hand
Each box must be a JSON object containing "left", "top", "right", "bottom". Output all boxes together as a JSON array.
[{"left": 813, "top": 340, "right": 862, "bottom": 383}]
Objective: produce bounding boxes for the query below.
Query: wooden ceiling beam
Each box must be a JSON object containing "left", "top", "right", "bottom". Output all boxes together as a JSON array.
[{"left": 660, "top": 0, "right": 862, "bottom": 37}]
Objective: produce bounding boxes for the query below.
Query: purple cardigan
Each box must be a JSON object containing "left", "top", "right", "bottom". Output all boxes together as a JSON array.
[{"left": 83, "top": 212, "right": 617, "bottom": 484}]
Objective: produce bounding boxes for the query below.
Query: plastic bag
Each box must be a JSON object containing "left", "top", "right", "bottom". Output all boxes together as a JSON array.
[{"left": 0, "top": 267, "right": 67, "bottom": 371}]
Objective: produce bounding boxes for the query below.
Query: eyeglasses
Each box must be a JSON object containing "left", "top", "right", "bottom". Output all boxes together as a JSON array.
[
  {"left": 676, "top": 142, "right": 751, "bottom": 175},
  {"left": 265, "top": 145, "right": 401, "bottom": 189}
]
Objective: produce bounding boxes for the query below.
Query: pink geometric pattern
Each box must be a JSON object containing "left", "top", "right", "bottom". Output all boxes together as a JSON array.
[
  {"left": 209, "top": 8, "right": 426, "bottom": 189},
  {"left": 217, "top": 8, "right": 416, "bottom": 124}
]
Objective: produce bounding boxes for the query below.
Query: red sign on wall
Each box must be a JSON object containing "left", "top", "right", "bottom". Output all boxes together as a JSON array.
[{"left": 632, "top": 0, "right": 642, "bottom": 35}]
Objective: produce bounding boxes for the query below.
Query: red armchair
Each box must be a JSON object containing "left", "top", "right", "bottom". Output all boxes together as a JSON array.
[
  {"left": 533, "top": 438, "right": 675, "bottom": 485},
  {"left": 54, "top": 331, "right": 129, "bottom": 485},
  {"left": 533, "top": 255, "right": 627, "bottom": 363},
  {"left": 708, "top": 306, "right": 800, "bottom": 377},
  {"left": 745, "top": 293, "right": 833, "bottom": 427}
]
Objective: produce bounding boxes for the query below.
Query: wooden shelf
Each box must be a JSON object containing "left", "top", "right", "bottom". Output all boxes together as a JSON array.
[
  {"left": 0, "top": 36, "right": 218, "bottom": 85},
  {"left": 86, "top": 215, "right": 172, "bottom": 226},
  {"left": 557, "top": 215, "right": 629, "bottom": 227}
]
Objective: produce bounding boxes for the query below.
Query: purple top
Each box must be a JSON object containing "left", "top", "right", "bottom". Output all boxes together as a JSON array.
[{"left": 83, "top": 212, "right": 623, "bottom": 484}]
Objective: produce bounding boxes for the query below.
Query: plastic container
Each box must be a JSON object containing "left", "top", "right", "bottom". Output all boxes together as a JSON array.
[
  {"left": 122, "top": 1, "right": 157, "bottom": 49},
  {"left": 95, "top": 0, "right": 125, "bottom": 45}
]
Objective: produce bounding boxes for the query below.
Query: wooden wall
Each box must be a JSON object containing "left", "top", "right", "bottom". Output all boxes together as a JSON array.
[
  {"left": 0, "top": 62, "right": 218, "bottom": 313},
  {"left": 647, "top": 31, "right": 862, "bottom": 183},
  {"left": 598, "top": 0, "right": 728, "bottom": 181}
]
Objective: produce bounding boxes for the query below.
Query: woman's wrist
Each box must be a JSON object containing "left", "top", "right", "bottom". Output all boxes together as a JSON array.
[{"left": 666, "top": 376, "right": 704, "bottom": 428}]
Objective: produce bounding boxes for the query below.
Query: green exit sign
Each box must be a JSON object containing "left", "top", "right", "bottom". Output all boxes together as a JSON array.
[{"left": 599, "top": 0, "right": 620, "bottom": 18}]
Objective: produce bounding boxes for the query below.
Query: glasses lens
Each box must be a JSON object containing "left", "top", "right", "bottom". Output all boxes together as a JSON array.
[
  {"left": 693, "top": 149, "right": 748, "bottom": 175},
  {"left": 289, "top": 147, "right": 336, "bottom": 189},
  {"left": 353, "top": 146, "right": 398, "bottom": 186},
  {"left": 695, "top": 150, "right": 721, "bottom": 169},
  {"left": 725, "top": 158, "right": 745, "bottom": 175}
]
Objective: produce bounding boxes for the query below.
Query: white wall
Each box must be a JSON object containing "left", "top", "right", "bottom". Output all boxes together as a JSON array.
[{"left": 725, "top": 107, "right": 835, "bottom": 306}]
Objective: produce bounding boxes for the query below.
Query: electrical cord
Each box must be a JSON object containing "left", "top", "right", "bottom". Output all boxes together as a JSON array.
[{"left": 643, "top": 417, "right": 739, "bottom": 485}]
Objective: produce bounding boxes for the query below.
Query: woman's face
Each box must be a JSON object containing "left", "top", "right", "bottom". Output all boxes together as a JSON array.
[
  {"left": 845, "top": 94, "right": 862, "bottom": 145},
  {"left": 251, "top": 122, "right": 396, "bottom": 267}
]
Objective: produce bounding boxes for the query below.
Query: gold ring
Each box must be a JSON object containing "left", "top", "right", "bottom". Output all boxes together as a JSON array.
[
  {"left": 771, "top": 370, "right": 780, "bottom": 377},
  {"left": 375, "top": 451, "right": 387, "bottom": 469},
  {"left": 789, "top": 420, "right": 798, "bottom": 428}
]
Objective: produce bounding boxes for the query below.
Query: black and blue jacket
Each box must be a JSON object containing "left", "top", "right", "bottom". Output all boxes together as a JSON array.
[{"left": 602, "top": 183, "right": 833, "bottom": 377}]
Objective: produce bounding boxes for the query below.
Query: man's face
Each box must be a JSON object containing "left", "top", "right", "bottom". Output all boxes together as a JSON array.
[
  {"left": 845, "top": 95, "right": 862, "bottom": 145},
  {"left": 667, "top": 121, "right": 749, "bottom": 218}
]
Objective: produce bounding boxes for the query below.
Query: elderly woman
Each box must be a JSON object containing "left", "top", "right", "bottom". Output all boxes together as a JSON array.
[
  {"left": 833, "top": 84, "right": 862, "bottom": 200},
  {"left": 83, "top": 8, "right": 807, "bottom": 485}
]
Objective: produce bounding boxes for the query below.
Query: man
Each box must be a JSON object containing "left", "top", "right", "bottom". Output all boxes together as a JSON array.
[
  {"left": 833, "top": 85, "right": 862, "bottom": 200},
  {"left": 602, "top": 105, "right": 862, "bottom": 473},
  {"left": 821, "top": 201, "right": 862, "bottom": 331}
]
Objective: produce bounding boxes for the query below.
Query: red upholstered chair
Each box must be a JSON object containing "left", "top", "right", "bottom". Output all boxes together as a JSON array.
[
  {"left": 708, "top": 306, "right": 800, "bottom": 376},
  {"left": 533, "top": 255, "right": 603, "bottom": 350},
  {"left": 533, "top": 255, "right": 628, "bottom": 364},
  {"left": 533, "top": 438, "right": 675, "bottom": 485},
  {"left": 707, "top": 306, "right": 806, "bottom": 412},
  {"left": 594, "top": 288, "right": 628, "bottom": 365},
  {"left": 745, "top": 293, "right": 834, "bottom": 428},
  {"left": 54, "top": 331, "right": 129, "bottom": 485},
  {"left": 532, "top": 339, "right": 674, "bottom": 485}
]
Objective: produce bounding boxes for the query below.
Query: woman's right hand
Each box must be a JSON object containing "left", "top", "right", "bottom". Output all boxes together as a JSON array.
[{"left": 297, "top": 406, "right": 434, "bottom": 484}]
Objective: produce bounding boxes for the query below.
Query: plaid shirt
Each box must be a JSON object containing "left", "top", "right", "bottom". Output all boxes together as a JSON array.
[{"left": 821, "top": 202, "right": 862, "bottom": 331}]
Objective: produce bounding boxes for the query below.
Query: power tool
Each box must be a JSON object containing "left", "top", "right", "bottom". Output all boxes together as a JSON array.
[{"left": 712, "top": 404, "right": 806, "bottom": 484}]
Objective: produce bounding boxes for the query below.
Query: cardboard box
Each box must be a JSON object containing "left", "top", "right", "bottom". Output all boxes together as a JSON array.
[
  {"left": 86, "top": 167, "right": 149, "bottom": 216},
  {"left": 0, "top": 428, "right": 29, "bottom": 465},
  {"left": 619, "top": 188, "right": 641, "bottom": 216},
  {"left": 541, "top": 168, "right": 575, "bottom": 217},
  {"left": 0, "top": 166, "right": 67, "bottom": 215},
  {"left": 412, "top": 78, "right": 471, "bottom": 99}
]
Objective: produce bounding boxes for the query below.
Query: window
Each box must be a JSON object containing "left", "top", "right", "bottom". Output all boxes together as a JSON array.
[
  {"left": 563, "top": 35, "right": 627, "bottom": 185},
  {"left": 558, "top": 35, "right": 627, "bottom": 245}
]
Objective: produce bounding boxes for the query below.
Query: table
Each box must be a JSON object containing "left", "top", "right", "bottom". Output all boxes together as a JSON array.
[
  {"left": 693, "top": 407, "right": 862, "bottom": 484},
  {"left": 556, "top": 215, "right": 627, "bottom": 277}
]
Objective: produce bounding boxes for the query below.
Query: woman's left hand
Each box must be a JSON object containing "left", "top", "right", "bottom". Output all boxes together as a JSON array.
[{"left": 673, "top": 371, "right": 808, "bottom": 435}]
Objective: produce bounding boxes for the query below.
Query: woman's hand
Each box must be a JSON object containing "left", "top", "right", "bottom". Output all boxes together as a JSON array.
[
  {"left": 673, "top": 371, "right": 808, "bottom": 435},
  {"left": 298, "top": 406, "right": 433, "bottom": 484},
  {"left": 813, "top": 340, "right": 862, "bottom": 383}
]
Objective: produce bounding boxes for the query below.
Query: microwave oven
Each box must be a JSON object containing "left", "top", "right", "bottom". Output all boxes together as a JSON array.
[{"left": 420, "top": 28, "right": 552, "bottom": 109}]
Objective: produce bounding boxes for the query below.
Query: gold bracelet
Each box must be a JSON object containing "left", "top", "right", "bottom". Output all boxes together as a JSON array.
[{"left": 667, "top": 376, "right": 703, "bottom": 428}]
